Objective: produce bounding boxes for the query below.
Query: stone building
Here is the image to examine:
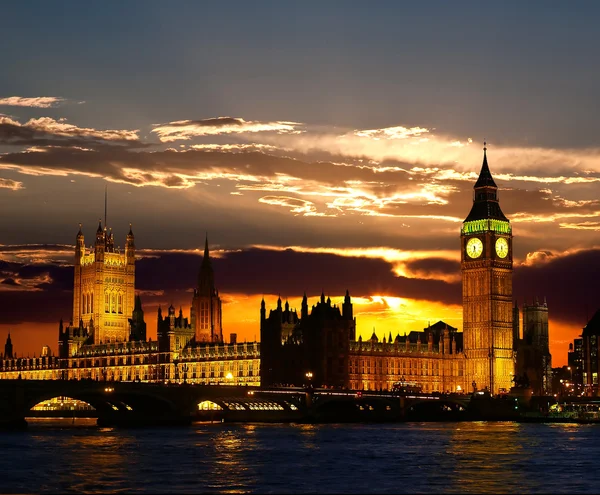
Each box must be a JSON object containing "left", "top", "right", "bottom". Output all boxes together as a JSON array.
[
  {"left": 260, "top": 144, "right": 515, "bottom": 394},
  {"left": 0, "top": 228, "right": 258, "bottom": 386}
]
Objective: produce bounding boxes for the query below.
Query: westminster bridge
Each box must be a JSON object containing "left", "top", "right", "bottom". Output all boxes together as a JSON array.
[{"left": 0, "top": 379, "right": 474, "bottom": 427}]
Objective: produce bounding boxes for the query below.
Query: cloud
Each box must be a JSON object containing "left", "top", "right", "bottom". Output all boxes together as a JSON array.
[
  {"left": 1, "top": 243, "right": 598, "bottom": 361},
  {"left": 0, "top": 178, "right": 23, "bottom": 190},
  {"left": 354, "top": 125, "right": 430, "bottom": 140},
  {"left": 151, "top": 117, "right": 302, "bottom": 142},
  {"left": 0, "top": 96, "right": 67, "bottom": 108},
  {"left": 0, "top": 115, "right": 143, "bottom": 148},
  {"left": 258, "top": 195, "right": 333, "bottom": 216}
]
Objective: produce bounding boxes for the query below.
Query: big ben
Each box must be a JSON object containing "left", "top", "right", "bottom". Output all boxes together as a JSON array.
[{"left": 461, "top": 143, "right": 514, "bottom": 394}]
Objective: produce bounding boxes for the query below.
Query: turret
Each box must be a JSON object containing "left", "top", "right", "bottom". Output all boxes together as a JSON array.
[
  {"left": 301, "top": 292, "right": 308, "bottom": 320},
  {"left": 125, "top": 223, "right": 135, "bottom": 265},
  {"left": 75, "top": 223, "right": 85, "bottom": 262},
  {"left": 106, "top": 227, "right": 114, "bottom": 253},
  {"left": 94, "top": 219, "right": 105, "bottom": 262},
  {"left": 443, "top": 326, "right": 450, "bottom": 355},
  {"left": 129, "top": 295, "right": 146, "bottom": 341},
  {"left": 260, "top": 297, "right": 266, "bottom": 324},
  {"left": 4, "top": 332, "right": 13, "bottom": 359}
]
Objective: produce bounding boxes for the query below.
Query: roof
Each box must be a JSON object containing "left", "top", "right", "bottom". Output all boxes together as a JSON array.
[
  {"left": 474, "top": 150, "right": 497, "bottom": 188},
  {"left": 464, "top": 200, "right": 509, "bottom": 222},
  {"left": 583, "top": 309, "right": 600, "bottom": 336},
  {"left": 463, "top": 148, "right": 508, "bottom": 223}
]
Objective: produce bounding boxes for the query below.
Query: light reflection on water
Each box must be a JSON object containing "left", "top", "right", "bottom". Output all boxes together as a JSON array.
[{"left": 1, "top": 420, "right": 600, "bottom": 494}]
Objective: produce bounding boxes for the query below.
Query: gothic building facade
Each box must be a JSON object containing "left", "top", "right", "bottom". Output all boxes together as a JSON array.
[
  {"left": 0, "top": 227, "right": 258, "bottom": 385},
  {"left": 259, "top": 145, "right": 520, "bottom": 394},
  {"left": 1, "top": 146, "right": 557, "bottom": 397}
]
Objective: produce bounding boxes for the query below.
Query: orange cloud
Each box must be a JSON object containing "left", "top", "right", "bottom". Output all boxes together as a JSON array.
[
  {"left": 0, "top": 96, "right": 67, "bottom": 108},
  {"left": 0, "top": 178, "right": 23, "bottom": 190},
  {"left": 152, "top": 117, "right": 302, "bottom": 142}
]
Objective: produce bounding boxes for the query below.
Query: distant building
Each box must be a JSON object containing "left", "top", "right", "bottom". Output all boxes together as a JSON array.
[
  {"left": 582, "top": 309, "right": 600, "bottom": 395},
  {"left": 515, "top": 298, "right": 552, "bottom": 395},
  {"left": 568, "top": 337, "right": 583, "bottom": 386}
]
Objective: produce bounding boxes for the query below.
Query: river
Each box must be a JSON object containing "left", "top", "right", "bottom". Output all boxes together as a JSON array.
[{"left": 0, "top": 419, "right": 598, "bottom": 493}]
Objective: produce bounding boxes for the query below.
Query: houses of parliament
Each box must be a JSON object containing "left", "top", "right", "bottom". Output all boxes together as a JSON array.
[{"left": 0, "top": 147, "right": 553, "bottom": 395}]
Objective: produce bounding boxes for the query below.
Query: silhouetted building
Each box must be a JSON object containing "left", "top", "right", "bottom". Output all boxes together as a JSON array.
[
  {"left": 3, "top": 332, "right": 13, "bottom": 359},
  {"left": 260, "top": 291, "right": 354, "bottom": 388},
  {"left": 515, "top": 298, "right": 552, "bottom": 395},
  {"left": 568, "top": 338, "right": 583, "bottom": 386},
  {"left": 582, "top": 309, "right": 600, "bottom": 395}
]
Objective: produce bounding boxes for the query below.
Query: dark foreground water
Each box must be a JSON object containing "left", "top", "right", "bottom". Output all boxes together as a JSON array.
[{"left": 1, "top": 419, "right": 599, "bottom": 494}]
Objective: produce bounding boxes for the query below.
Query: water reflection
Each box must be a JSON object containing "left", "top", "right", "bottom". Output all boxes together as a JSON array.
[{"left": 3, "top": 422, "right": 600, "bottom": 493}]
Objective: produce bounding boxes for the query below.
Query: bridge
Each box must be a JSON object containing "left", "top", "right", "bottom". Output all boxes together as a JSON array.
[{"left": 0, "top": 379, "right": 474, "bottom": 428}]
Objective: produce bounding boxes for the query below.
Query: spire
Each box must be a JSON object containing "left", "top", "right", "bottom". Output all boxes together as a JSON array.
[
  {"left": 197, "top": 234, "right": 215, "bottom": 295},
  {"left": 134, "top": 295, "right": 142, "bottom": 311},
  {"left": 104, "top": 184, "right": 107, "bottom": 228},
  {"left": 474, "top": 140, "right": 497, "bottom": 189},
  {"left": 464, "top": 142, "right": 508, "bottom": 223},
  {"left": 96, "top": 219, "right": 103, "bottom": 234},
  {"left": 77, "top": 223, "right": 83, "bottom": 237},
  {"left": 128, "top": 223, "right": 134, "bottom": 237}
]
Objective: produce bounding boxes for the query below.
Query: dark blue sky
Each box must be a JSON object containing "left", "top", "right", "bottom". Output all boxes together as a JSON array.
[{"left": 3, "top": 1, "right": 600, "bottom": 147}]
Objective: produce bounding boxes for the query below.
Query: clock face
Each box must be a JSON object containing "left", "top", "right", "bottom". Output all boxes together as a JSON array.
[
  {"left": 466, "top": 237, "right": 483, "bottom": 258},
  {"left": 495, "top": 237, "right": 509, "bottom": 258}
]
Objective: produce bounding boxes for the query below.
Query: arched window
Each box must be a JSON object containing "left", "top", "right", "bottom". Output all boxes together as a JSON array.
[
  {"left": 118, "top": 294, "right": 123, "bottom": 314},
  {"left": 111, "top": 293, "right": 116, "bottom": 313},
  {"left": 105, "top": 292, "right": 110, "bottom": 313},
  {"left": 82, "top": 294, "right": 87, "bottom": 314},
  {"left": 90, "top": 293, "right": 93, "bottom": 313}
]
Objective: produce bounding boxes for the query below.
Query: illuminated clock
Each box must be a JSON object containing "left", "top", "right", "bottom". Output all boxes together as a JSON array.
[
  {"left": 495, "top": 237, "right": 509, "bottom": 258},
  {"left": 466, "top": 237, "right": 483, "bottom": 258}
]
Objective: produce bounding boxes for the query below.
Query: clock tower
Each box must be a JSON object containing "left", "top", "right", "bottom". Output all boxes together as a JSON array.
[{"left": 461, "top": 144, "right": 514, "bottom": 394}]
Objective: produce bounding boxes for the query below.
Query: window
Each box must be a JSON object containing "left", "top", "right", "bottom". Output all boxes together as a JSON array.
[
  {"left": 105, "top": 293, "right": 109, "bottom": 313},
  {"left": 111, "top": 293, "right": 116, "bottom": 313},
  {"left": 118, "top": 294, "right": 123, "bottom": 314}
]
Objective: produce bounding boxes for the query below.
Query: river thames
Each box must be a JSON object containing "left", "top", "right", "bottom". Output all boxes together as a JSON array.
[{"left": 1, "top": 419, "right": 598, "bottom": 493}]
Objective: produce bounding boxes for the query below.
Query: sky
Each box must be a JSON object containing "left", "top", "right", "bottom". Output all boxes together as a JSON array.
[{"left": 2, "top": 1, "right": 600, "bottom": 366}]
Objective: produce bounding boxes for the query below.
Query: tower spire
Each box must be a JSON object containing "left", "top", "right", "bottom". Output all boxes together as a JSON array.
[
  {"left": 463, "top": 142, "right": 507, "bottom": 222},
  {"left": 104, "top": 184, "right": 107, "bottom": 228}
]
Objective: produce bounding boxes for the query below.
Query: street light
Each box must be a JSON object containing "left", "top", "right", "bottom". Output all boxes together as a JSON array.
[{"left": 305, "top": 371, "right": 313, "bottom": 388}]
